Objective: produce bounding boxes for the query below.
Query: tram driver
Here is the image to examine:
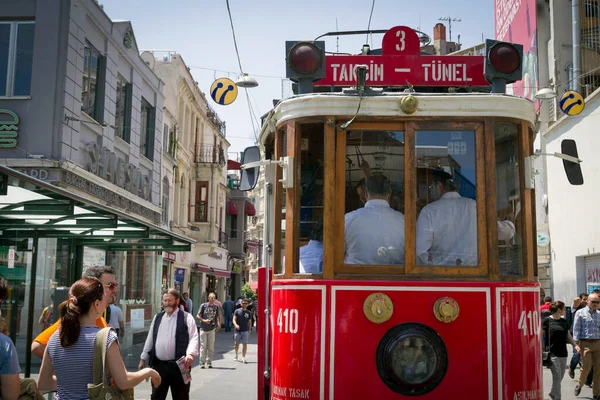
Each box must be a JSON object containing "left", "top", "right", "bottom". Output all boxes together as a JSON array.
[
  {"left": 416, "top": 170, "right": 515, "bottom": 266},
  {"left": 344, "top": 174, "right": 405, "bottom": 264}
]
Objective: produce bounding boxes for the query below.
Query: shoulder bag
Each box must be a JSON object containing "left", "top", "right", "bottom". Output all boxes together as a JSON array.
[
  {"left": 542, "top": 319, "right": 553, "bottom": 369},
  {"left": 88, "top": 327, "right": 134, "bottom": 400}
]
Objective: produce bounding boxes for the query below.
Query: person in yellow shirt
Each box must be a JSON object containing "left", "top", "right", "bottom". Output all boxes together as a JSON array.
[{"left": 31, "top": 266, "right": 119, "bottom": 358}]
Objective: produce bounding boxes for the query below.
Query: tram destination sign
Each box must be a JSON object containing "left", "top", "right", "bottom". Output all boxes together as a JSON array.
[{"left": 314, "top": 26, "right": 489, "bottom": 87}]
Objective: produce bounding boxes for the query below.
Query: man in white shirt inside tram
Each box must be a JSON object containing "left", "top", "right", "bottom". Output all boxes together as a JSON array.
[
  {"left": 416, "top": 169, "right": 515, "bottom": 266},
  {"left": 299, "top": 223, "right": 324, "bottom": 273},
  {"left": 344, "top": 174, "right": 405, "bottom": 264}
]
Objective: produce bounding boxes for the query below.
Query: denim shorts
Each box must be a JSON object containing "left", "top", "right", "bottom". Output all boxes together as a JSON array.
[{"left": 234, "top": 331, "right": 249, "bottom": 344}]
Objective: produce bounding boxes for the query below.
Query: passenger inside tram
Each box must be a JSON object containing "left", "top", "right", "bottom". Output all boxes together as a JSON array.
[
  {"left": 344, "top": 174, "right": 406, "bottom": 264},
  {"left": 299, "top": 223, "right": 324, "bottom": 274}
]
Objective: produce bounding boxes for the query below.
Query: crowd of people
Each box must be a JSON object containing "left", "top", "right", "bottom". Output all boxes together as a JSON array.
[
  {"left": 0, "top": 265, "right": 256, "bottom": 400},
  {"left": 543, "top": 290, "right": 600, "bottom": 400}
]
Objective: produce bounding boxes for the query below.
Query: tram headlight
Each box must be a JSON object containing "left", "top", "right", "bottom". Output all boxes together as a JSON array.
[
  {"left": 484, "top": 39, "right": 523, "bottom": 90},
  {"left": 376, "top": 323, "right": 448, "bottom": 396},
  {"left": 285, "top": 41, "right": 326, "bottom": 94}
]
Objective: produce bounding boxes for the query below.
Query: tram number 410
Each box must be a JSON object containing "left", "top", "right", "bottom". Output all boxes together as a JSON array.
[
  {"left": 517, "top": 310, "right": 541, "bottom": 337},
  {"left": 277, "top": 308, "right": 299, "bottom": 334}
]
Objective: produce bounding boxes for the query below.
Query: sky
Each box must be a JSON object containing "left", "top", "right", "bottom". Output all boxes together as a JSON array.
[{"left": 100, "top": 0, "right": 495, "bottom": 157}]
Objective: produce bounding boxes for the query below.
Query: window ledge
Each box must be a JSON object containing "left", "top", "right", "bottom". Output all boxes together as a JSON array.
[
  {"left": 139, "top": 155, "right": 153, "bottom": 168},
  {"left": 115, "top": 136, "right": 130, "bottom": 147},
  {"left": 0, "top": 96, "right": 31, "bottom": 100}
]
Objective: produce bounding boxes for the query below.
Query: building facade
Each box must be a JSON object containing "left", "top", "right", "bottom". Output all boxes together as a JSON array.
[
  {"left": 0, "top": 0, "right": 193, "bottom": 374},
  {"left": 152, "top": 52, "right": 233, "bottom": 308}
]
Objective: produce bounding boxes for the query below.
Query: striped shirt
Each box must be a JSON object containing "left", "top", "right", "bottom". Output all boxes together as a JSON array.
[
  {"left": 572, "top": 306, "right": 600, "bottom": 341},
  {"left": 47, "top": 326, "right": 118, "bottom": 400}
]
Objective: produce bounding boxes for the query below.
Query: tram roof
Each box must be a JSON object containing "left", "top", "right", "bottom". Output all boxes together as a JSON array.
[{"left": 259, "top": 92, "right": 537, "bottom": 146}]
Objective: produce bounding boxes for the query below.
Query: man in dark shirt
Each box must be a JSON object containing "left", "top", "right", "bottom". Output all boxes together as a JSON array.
[
  {"left": 233, "top": 299, "right": 253, "bottom": 363},
  {"left": 197, "top": 293, "right": 221, "bottom": 369}
]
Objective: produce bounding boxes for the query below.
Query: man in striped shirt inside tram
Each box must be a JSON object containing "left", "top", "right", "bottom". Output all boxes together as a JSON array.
[{"left": 573, "top": 292, "right": 600, "bottom": 398}]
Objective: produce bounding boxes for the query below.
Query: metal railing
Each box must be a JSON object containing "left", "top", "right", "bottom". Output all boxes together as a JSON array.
[
  {"left": 195, "top": 145, "right": 226, "bottom": 167},
  {"left": 206, "top": 106, "right": 227, "bottom": 137},
  {"left": 580, "top": 1, "right": 600, "bottom": 96}
]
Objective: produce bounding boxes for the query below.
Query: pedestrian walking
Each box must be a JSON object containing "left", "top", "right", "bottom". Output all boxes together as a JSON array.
[
  {"left": 543, "top": 301, "right": 579, "bottom": 400},
  {"left": 233, "top": 299, "right": 253, "bottom": 363},
  {"left": 139, "top": 289, "right": 199, "bottom": 400},
  {"left": 31, "top": 265, "right": 119, "bottom": 359},
  {"left": 223, "top": 296, "right": 235, "bottom": 332},
  {"left": 182, "top": 292, "right": 193, "bottom": 315},
  {"left": 38, "top": 277, "right": 160, "bottom": 399},
  {"left": 197, "top": 293, "right": 222, "bottom": 368},
  {"left": 573, "top": 292, "right": 600, "bottom": 398}
]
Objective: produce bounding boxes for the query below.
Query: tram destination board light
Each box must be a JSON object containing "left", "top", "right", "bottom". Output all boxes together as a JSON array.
[
  {"left": 484, "top": 39, "right": 523, "bottom": 94},
  {"left": 286, "top": 41, "right": 326, "bottom": 94}
]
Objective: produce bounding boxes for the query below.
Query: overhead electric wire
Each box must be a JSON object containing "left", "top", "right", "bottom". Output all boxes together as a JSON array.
[
  {"left": 225, "top": 0, "right": 260, "bottom": 142},
  {"left": 366, "top": 0, "right": 376, "bottom": 46}
]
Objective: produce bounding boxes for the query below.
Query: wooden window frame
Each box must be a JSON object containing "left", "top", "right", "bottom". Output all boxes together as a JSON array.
[{"left": 195, "top": 181, "right": 209, "bottom": 223}]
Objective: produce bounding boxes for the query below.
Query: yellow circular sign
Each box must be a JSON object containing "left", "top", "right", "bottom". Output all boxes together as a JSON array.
[
  {"left": 363, "top": 293, "right": 394, "bottom": 324},
  {"left": 559, "top": 90, "right": 585, "bottom": 116},
  {"left": 210, "top": 78, "right": 238, "bottom": 105}
]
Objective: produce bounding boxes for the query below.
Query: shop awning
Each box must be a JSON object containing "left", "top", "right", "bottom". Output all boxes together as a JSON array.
[
  {"left": 244, "top": 201, "right": 256, "bottom": 216},
  {"left": 193, "top": 263, "right": 231, "bottom": 278},
  {"left": 249, "top": 280, "right": 258, "bottom": 291},
  {"left": 226, "top": 200, "right": 238, "bottom": 215},
  {"left": 0, "top": 165, "right": 194, "bottom": 252},
  {"left": 227, "top": 159, "right": 242, "bottom": 170}
]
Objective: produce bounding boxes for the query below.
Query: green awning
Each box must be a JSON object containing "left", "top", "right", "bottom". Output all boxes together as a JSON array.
[{"left": 0, "top": 165, "right": 194, "bottom": 252}]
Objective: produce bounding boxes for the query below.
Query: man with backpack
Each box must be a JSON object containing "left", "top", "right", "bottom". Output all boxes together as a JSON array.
[{"left": 196, "top": 293, "right": 222, "bottom": 369}]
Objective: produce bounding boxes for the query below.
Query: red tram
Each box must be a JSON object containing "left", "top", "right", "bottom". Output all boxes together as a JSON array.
[{"left": 239, "top": 26, "right": 583, "bottom": 400}]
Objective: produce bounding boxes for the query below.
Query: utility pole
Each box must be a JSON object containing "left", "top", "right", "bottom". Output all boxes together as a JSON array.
[{"left": 438, "top": 16, "right": 461, "bottom": 42}]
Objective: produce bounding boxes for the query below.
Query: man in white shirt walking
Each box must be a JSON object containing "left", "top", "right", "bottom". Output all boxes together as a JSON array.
[
  {"left": 344, "top": 174, "right": 405, "bottom": 264},
  {"left": 139, "top": 289, "right": 199, "bottom": 400}
]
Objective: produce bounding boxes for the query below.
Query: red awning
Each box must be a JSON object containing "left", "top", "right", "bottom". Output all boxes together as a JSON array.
[
  {"left": 193, "top": 264, "right": 231, "bottom": 278},
  {"left": 226, "top": 200, "right": 238, "bottom": 215},
  {"left": 227, "top": 159, "right": 242, "bottom": 170},
  {"left": 249, "top": 281, "right": 258, "bottom": 291},
  {"left": 244, "top": 201, "right": 256, "bottom": 216}
]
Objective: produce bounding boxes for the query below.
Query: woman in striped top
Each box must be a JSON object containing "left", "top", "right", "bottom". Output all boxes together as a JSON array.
[{"left": 37, "top": 277, "right": 161, "bottom": 399}]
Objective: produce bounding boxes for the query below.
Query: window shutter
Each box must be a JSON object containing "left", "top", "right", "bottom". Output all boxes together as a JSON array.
[
  {"left": 95, "top": 55, "right": 107, "bottom": 123},
  {"left": 146, "top": 106, "right": 156, "bottom": 161},
  {"left": 123, "top": 83, "right": 133, "bottom": 142}
]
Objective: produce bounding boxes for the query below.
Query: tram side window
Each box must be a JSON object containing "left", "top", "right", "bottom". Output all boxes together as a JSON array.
[
  {"left": 415, "top": 130, "right": 478, "bottom": 267},
  {"left": 296, "top": 123, "right": 325, "bottom": 274},
  {"left": 494, "top": 124, "right": 523, "bottom": 276},
  {"left": 275, "top": 131, "right": 286, "bottom": 275},
  {"left": 344, "top": 130, "right": 405, "bottom": 265}
]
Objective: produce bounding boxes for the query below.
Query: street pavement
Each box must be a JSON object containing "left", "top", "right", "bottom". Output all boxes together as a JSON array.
[
  {"left": 543, "top": 346, "right": 595, "bottom": 400},
  {"left": 133, "top": 328, "right": 257, "bottom": 399}
]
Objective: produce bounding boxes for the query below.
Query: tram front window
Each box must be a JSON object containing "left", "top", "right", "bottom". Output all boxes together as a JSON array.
[
  {"left": 344, "top": 130, "right": 405, "bottom": 265},
  {"left": 416, "top": 130, "right": 478, "bottom": 267},
  {"left": 495, "top": 123, "right": 523, "bottom": 276}
]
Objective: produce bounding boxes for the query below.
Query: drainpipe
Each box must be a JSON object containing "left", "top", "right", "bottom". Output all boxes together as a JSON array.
[{"left": 573, "top": 0, "right": 581, "bottom": 92}]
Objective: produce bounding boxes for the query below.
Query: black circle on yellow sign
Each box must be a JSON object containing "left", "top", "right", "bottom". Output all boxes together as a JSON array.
[
  {"left": 559, "top": 90, "right": 585, "bottom": 116},
  {"left": 210, "top": 78, "right": 238, "bottom": 105}
]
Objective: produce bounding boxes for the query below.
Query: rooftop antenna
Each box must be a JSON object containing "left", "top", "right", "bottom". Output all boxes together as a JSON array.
[{"left": 438, "top": 16, "right": 461, "bottom": 42}]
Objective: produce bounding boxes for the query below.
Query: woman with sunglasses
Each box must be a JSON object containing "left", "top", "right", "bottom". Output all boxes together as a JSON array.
[
  {"left": 543, "top": 301, "right": 579, "bottom": 400},
  {"left": 37, "top": 277, "right": 161, "bottom": 399}
]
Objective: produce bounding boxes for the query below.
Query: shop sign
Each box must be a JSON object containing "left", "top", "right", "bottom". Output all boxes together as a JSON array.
[
  {"left": 163, "top": 251, "right": 176, "bottom": 262},
  {"left": 175, "top": 268, "right": 185, "bottom": 282},
  {"left": 83, "top": 142, "right": 153, "bottom": 202},
  {"left": 83, "top": 247, "right": 105, "bottom": 271},
  {"left": 15, "top": 167, "right": 161, "bottom": 223},
  {"left": 130, "top": 309, "right": 144, "bottom": 329},
  {"left": 0, "top": 110, "right": 18, "bottom": 148}
]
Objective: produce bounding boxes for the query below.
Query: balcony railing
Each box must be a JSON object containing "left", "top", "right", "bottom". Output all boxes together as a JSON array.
[
  {"left": 196, "top": 145, "right": 226, "bottom": 167},
  {"left": 206, "top": 106, "right": 227, "bottom": 137},
  {"left": 218, "top": 231, "right": 229, "bottom": 249}
]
